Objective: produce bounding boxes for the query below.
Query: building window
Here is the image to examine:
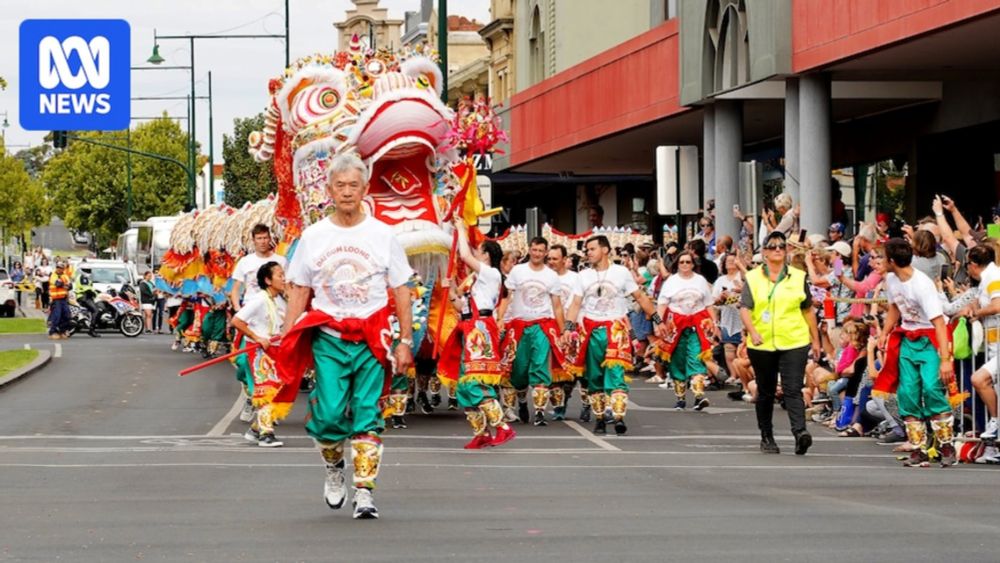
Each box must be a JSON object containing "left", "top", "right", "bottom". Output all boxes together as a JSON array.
[
  {"left": 709, "top": 0, "right": 749, "bottom": 92},
  {"left": 529, "top": 5, "right": 544, "bottom": 84}
]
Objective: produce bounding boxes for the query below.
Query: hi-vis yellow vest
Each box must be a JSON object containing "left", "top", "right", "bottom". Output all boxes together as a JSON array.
[{"left": 745, "top": 265, "right": 811, "bottom": 351}]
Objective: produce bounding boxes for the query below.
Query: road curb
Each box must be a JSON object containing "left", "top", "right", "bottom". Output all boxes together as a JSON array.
[{"left": 0, "top": 349, "right": 53, "bottom": 389}]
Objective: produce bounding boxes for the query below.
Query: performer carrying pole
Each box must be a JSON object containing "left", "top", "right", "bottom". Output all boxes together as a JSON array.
[{"left": 437, "top": 216, "right": 516, "bottom": 449}]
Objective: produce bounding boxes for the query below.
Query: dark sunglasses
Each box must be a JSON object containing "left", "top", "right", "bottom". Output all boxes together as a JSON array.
[
  {"left": 764, "top": 243, "right": 787, "bottom": 251},
  {"left": 678, "top": 260, "right": 694, "bottom": 264}
]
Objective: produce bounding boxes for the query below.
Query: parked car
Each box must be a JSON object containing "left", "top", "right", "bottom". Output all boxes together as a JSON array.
[
  {"left": 72, "top": 231, "right": 90, "bottom": 245},
  {"left": 0, "top": 268, "right": 15, "bottom": 318}
]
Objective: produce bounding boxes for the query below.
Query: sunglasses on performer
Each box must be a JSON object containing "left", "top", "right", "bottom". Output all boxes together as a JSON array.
[
  {"left": 764, "top": 243, "right": 787, "bottom": 251},
  {"left": 678, "top": 260, "right": 693, "bottom": 265}
]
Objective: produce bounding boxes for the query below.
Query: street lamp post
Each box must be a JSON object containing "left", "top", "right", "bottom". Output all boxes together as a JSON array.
[
  {"left": 438, "top": 0, "right": 448, "bottom": 104},
  {"left": 149, "top": 2, "right": 290, "bottom": 211}
]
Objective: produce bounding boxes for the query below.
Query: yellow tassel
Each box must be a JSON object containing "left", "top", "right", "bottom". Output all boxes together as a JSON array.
[
  {"left": 949, "top": 391, "right": 970, "bottom": 409},
  {"left": 268, "top": 401, "right": 294, "bottom": 422},
  {"left": 602, "top": 359, "right": 635, "bottom": 371},
  {"left": 459, "top": 373, "right": 503, "bottom": 386},
  {"left": 251, "top": 387, "right": 280, "bottom": 409}
]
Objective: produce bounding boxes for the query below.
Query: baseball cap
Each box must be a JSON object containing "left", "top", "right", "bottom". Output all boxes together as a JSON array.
[
  {"left": 828, "top": 222, "right": 845, "bottom": 234},
  {"left": 826, "top": 241, "right": 852, "bottom": 258}
]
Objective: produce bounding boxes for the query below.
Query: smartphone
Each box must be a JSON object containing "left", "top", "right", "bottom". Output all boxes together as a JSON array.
[
  {"left": 798, "top": 229, "right": 808, "bottom": 243},
  {"left": 733, "top": 204, "right": 740, "bottom": 214},
  {"left": 833, "top": 260, "right": 843, "bottom": 278},
  {"left": 576, "top": 240, "right": 584, "bottom": 251}
]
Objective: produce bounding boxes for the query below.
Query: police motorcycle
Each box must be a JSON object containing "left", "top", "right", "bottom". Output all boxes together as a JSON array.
[{"left": 67, "top": 275, "right": 144, "bottom": 338}]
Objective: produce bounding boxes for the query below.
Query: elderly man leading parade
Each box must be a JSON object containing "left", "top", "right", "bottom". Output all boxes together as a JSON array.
[{"left": 276, "top": 153, "right": 415, "bottom": 520}]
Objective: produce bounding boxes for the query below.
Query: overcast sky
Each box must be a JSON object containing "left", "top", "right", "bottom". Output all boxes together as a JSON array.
[{"left": 0, "top": 0, "right": 490, "bottom": 162}]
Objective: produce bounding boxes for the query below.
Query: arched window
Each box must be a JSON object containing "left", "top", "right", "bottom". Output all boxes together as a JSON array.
[
  {"left": 529, "top": 4, "right": 545, "bottom": 84},
  {"left": 708, "top": 0, "right": 749, "bottom": 92}
]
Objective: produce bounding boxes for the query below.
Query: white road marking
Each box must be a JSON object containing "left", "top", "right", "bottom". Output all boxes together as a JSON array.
[
  {"left": 628, "top": 399, "right": 747, "bottom": 414},
  {"left": 0, "top": 432, "right": 859, "bottom": 443},
  {"left": 23, "top": 344, "right": 30, "bottom": 350},
  {"left": 1, "top": 462, "right": 989, "bottom": 472},
  {"left": 53, "top": 343, "right": 62, "bottom": 358},
  {"left": 562, "top": 420, "right": 621, "bottom": 451},
  {"left": 206, "top": 393, "right": 247, "bottom": 437}
]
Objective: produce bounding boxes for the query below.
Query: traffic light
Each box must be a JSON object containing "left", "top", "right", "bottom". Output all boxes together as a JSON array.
[{"left": 52, "top": 130, "right": 67, "bottom": 149}]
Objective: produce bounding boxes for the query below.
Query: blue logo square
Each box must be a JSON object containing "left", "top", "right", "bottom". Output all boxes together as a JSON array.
[{"left": 19, "top": 19, "right": 131, "bottom": 131}]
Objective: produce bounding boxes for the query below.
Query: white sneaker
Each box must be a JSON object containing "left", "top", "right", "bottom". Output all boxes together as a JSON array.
[
  {"left": 639, "top": 363, "right": 655, "bottom": 373},
  {"left": 503, "top": 408, "right": 518, "bottom": 423},
  {"left": 657, "top": 380, "right": 673, "bottom": 390},
  {"left": 980, "top": 418, "right": 999, "bottom": 440},
  {"left": 238, "top": 398, "right": 255, "bottom": 423},
  {"left": 352, "top": 487, "right": 379, "bottom": 519},
  {"left": 324, "top": 462, "right": 347, "bottom": 509},
  {"left": 645, "top": 375, "right": 665, "bottom": 383},
  {"left": 171, "top": 341, "right": 179, "bottom": 351},
  {"left": 975, "top": 445, "right": 1000, "bottom": 464}
]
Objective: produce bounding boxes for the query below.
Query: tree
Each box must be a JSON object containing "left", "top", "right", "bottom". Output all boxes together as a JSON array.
[
  {"left": 41, "top": 117, "right": 197, "bottom": 248},
  {"left": 223, "top": 113, "right": 277, "bottom": 208},
  {"left": 0, "top": 150, "right": 49, "bottom": 252},
  {"left": 14, "top": 144, "right": 53, "bottom": 180}
]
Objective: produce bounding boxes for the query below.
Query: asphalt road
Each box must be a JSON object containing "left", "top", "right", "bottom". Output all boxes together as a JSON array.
[{"left": 1, "top": 333, "right": 999, "bottom": 562}]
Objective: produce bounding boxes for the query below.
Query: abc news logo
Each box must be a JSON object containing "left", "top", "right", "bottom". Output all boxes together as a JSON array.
[
  {"left": 20, "top": 19, "right": 130, "bottom": 131},
  {"left": 39, "top": 36, "right": 112, "bottom": 115}
]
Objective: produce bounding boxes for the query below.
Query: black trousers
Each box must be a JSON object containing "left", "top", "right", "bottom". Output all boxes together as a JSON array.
[{"left": 747, "top": 346, "right": 809, "bottom": 436}]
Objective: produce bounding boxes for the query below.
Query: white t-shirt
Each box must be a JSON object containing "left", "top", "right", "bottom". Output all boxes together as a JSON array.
[
  {"left": 885, "top": 269, "right": 943, "bottom": 331},
  {"left": 286, "top": 215, "right": 413, "bottom": 320},
  {"left": 713, "top": 274, "right": 744, "bottom": 337},
  {"left": 235, "top": 291, "right": 287, "bottom": 340},
  {"left": 232, "top": 252, "right": 287, "bottom": 302},
  {"left": 555, "top": 270, "right": 582, "bottom": 316},
  {"left": 577, "top": 264, "right": 639, "bottom": 322},
  {"left": 466, "top": 264, "right": 502, "bottom": 314},
  {"left": 505, "top": 263, "right": 560, "bottom": 321},
  {"left": 977, "top": 261, "right": 1000, "bottom": 329},
  {"left": 657, "top": 273, "right": 713, "bottom": 316}
]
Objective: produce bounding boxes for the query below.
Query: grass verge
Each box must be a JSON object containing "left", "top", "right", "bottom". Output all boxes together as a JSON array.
[
  {"left": 0, "top": 349, "right": 40, "bottom": 377},
  {"left": 0, "top": 318, "right": 48, "bottom": 334}
]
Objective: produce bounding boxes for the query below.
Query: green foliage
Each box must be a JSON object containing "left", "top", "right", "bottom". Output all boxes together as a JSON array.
[
  {"left": 41, "top": 117, "right": 196, "bottom": 248},
  {"left": 13, "top": 144, "right": 53, "bottom": 179},
  {"left": 874, "top": 160, "right": 906, "bottom": 218},
  {"left": 0, "top": 150, "right": 49, "bottom": 238},
  {"left": 222, "top": 113, "right": 277, "bottom": 208},
  {"left": 0, "top": 319, "right": 47, "bottom": 336}
]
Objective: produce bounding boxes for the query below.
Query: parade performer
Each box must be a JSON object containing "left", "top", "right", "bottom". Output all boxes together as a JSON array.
[
  {"left": 656, "top": 251, "right": 718, "bottom": 412},
  {"left": 229, "top": 224, "right": 289, "bottom": 422},
  {"left": 740, "top": 231, "right": 821, "bottom": 456},
  {"left": 565, "top": 235, "right": 664, "bottom": 436},
  {"left": 277, "top": 154, "right": 414, "bottom": 519},
  {"left": 967, "top": 244, "right": 1000, "bottom": 463},
  {"left": 231, "top": 261, "right": 287, "bottom": 448},
  {"left": 547, "top": 244, "right": 584, "bottom": 421},
  {"left": 437, "top": 216, "right": 516, "bottom": 449},
  {"left": 496, "top": 236, "right": 567, "bottom": 426},
  {"left": 874, "top": 238, "right": 956, "bottom": 467}
]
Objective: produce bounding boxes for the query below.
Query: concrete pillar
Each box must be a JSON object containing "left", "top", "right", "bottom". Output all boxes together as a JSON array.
[
  {"left": 783, "top": 78, "right": 799, "bottom": 202},
  {"left": 714, "top": 100, "right": 742, "bottom": 241},
  {"left": 799, "top": 73, "right": 832, "bottom": 236},
  {"left": 703, "top": 105, "right": 715, "bottom": 204}
]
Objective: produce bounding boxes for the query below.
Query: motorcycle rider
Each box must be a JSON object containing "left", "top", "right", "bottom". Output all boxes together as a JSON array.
[{"left": 73, "top": 268, "right": 101, "bottom": 338}]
